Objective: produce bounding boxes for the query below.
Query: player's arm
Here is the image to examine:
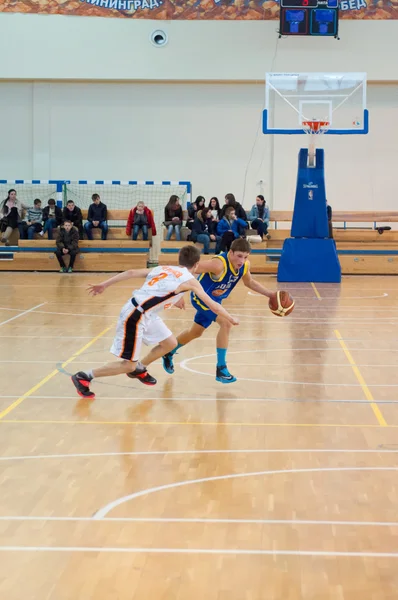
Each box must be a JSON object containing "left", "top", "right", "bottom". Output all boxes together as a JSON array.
[
  {"left": 178, "top": 279, "right": 238, "bottom": 326},
  {"left": 87, "top": 268, "right": 151, "bottom": 296},
  {"left": 242, "top": 262, "right": 274, "bottom": 299},
  {"left": 194, "top": 257, "right": 225, "bottom": 278}
]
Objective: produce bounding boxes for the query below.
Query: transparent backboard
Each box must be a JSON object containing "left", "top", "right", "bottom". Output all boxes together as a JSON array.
[{"left": 263, "top": 72, "right": 368, "bottom": 135}]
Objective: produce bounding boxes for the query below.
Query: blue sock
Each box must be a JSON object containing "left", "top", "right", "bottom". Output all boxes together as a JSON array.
[
  {"left": 217, "top": 348, "right": 227, "bottom": 367},
  {"left": 170, "top": 343, "right": 183, "bottom": 356}
]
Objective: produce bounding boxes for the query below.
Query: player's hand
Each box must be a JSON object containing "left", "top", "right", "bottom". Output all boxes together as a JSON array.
[
  {"left": 87, "top": 283, "right": 106, "bottom": 296},
  {"left": 174, "top": 297, "right": 185, "bottom": 310}
]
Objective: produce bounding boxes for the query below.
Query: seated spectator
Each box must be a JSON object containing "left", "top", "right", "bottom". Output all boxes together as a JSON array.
[
  {"left": 217, "top": 206, "right": 248, "bottom": 252},
  {"left": 63, "top": 200, "right": 84, "bottom": 240},
  {"left": 0, "top": 189, "right": 28, "bottom": 246},
  {"left": 84, "top": 193, "right": 108, "bottom": 241},
  {"left": 18, "top": 199, "right": 43, "bottom": 240},
  {"left": 186, "top": 196, "right": 206, "bottom": 231},
  {"left": 208, "top": 197, "right": 221, "bottom": 222},
  {"left": 327, "top": 203, "right": 333, "bottom": 238},
  {"left": 164, "top": 195, "right": 183, "bottom": 241},
  {"left": 220, "top": 193, "right": 247, "bottom": 235},
  {"left": 42, "top": 198, "right": 63, "bottom": 240},
  {"left": 126, "top": 201, "right": 156, "bottom": 241},
  {"left": 191, "top": 207, "right": 222, "bottom": 255},
  {"left": 248, "top": 195, "right": 270, "bottom": 240},
  {"left": 55, "top": 220, "right": 79, "bottom": 273}
]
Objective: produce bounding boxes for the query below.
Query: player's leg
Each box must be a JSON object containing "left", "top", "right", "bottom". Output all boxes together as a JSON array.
[
  {"left": 138, "top": 316, "right": 178, "bottom": 369},
  {"left": 71, "top": 303, "right": 154, "bottom": 399},
  {"left": 215, "top": 315, "right": 236, "bottom": 384},
  {"left": 162, "top": 308, "right": 216, "bottom": 374}
]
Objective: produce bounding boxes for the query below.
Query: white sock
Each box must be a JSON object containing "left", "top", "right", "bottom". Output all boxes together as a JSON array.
[{"left": 86, "top": 369, "right": 94, "bottom": 380}]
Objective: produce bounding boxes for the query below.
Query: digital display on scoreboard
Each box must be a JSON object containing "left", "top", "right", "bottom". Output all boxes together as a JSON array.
[{"left": 279, "top": 0, "right": 339, "bottom": 37}]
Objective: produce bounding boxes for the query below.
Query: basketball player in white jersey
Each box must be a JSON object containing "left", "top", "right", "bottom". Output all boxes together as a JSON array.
[{"left": 71, "top": 245, "right": 238, "bottom": 398}]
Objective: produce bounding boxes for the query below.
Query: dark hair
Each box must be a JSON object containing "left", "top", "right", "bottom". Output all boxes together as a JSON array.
[
  {"left": 178, "top": 245, "right": 201, "bottom": 268},
  {"left": 34, "top": 198, "right": 41, "bottom": 205},
  {"left": 67, "top": 200, "right": 74, "bottom": 205},
  {"left": 256, "top": 194, "right": 265, "bottom": 203},
  {"left": 225, "top": 206, "right": 236, "bottom": 218},
  {"left": 208, "top": 197, "right": 220, "bottom": 210},
  {"left": 195, "top": 196, "right": 205, "bottom": 208},
  {"left": 230, "top": 238, "right": 251, "bottom": 254},
  {"left": 48, "top": 198, "right": 56, "bottom": 206},
  {"left": 166, "top": 194, "right": 180, "bottom": 209},
  {"left": 200, "top": 207, "right": 211, "bottom": 221},
  {"left": 92, "top": 193, "right": 100, "bottom": 201},
  {"left": 4, "top": 189, "right": 16, "bottom": 202},
  {"left": 225, "top": 193, "right": 236, "bottom": 207},
  {"left": 63, "top": 219, "right": 72, "bottom": 225}
]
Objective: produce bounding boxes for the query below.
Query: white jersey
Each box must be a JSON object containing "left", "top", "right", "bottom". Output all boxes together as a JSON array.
[{"left": 132, "top": 265, "right": 194, "bottom": 314}]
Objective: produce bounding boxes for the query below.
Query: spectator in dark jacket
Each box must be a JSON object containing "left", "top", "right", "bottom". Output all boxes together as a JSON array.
[
  {"left": 126, "top": 201, "right": 157, "bottom": 241},
  {"left": 63, "top": 200, "right": 84, "bottom": 240},
  {"left": 84, "top": 193, "right": 108, "bottom": 240},
  {"left": 327, "top": 203, "right": 333, "bottom": 238},
  {"left": 164, "top": 195, "right": 183, "bottom": 241},
  {"left": 0, "top": 189, "right": 28, "bottom": 245},
  {"left": 220, "top": 193, "right": 247, "bottom": 236},
  {"left": 55, "top": 220, "right": 79, "bottom": 273},
  {"left": 186, "top": 196, "right": 206, "bottom": 231},
  {"left": 192, "top": 207, "right": 222, "bottom": 255},
  {"left": 217, "top": 206, "right": 248, "bottom": 251},
  {"left": 42, "top": 198, "right": 63, "bottom": 240},
  {"left": 248, "top": 195, "right": 270, "bottom": 240}
]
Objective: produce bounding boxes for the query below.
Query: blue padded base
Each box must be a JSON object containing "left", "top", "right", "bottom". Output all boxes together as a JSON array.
[{"left": 277, "top": 238, "right": 341, "bottom": 283}]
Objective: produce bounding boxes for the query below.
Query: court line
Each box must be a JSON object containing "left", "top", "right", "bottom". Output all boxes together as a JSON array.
[
  {"left": 334, "top": 330, "right": 387, "bottom": 427},
  {"left": 1, "top": 515, "right": 398, "bottom": 528},
  {"left": 1, "top": 419, "right": 396, "bottom": 428},
  {"left": 311, "top": 282, "right": 322, "bottom": 300},
  {"left": 179, "top": 350, "right": 398, "bottom": 386},
  {"left": 0, "top": 302, "right": 47, "bottom": 327},
  {"left": 94, "top": 466, "right": 398, "bottom": 519},
  {"left": 2, "top": 395, "right": 398, "bottom": 405},
  {"left": 2, "top": 546, "right": 398, "bottom": 557},
  {"left": 0, "top": 326, "right": 111, "bottom": 421},
  {"left": 4, "top": 305, "right": 398, "bottom": 324},
  {"left": 2, "top": 360, "right": 398, "bottom": 368},
  {"left": 1, "top": 447, "right": 398, "bottom": 462}
]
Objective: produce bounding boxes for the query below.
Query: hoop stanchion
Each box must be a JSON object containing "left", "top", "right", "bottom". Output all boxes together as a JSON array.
[{"left": 302, "top": 120, "right": 330, "bottom": 167}]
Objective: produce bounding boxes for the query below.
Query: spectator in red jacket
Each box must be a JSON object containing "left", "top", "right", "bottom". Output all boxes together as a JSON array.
[{"left": 126, "top": 202, "right": 156, "bottom": 241}]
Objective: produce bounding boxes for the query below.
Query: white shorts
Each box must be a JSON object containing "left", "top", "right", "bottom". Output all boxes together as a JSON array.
[{"left": 110, "top": 299, "right": 172, "bottom": 362}]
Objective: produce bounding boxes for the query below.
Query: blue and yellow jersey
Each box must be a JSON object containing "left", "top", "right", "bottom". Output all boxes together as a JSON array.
[{"left": 191, "top": 252, "right": 249, "bottom": 311}]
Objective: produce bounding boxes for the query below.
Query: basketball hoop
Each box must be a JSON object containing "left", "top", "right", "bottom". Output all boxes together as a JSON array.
[{"left": 302, "top": 120, "right": 330, "bottom": 167}]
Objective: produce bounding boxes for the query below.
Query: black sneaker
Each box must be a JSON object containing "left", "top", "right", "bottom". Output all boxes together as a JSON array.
[
  {"left": 216, "top": 366, "right": 237, "bottom": 384},
  {"left": 71, "top": 371, "right": 95, "bottom": 398},
  {"left": 127, "top": 369, "right": 157, "bottom": 386},
  {"left": 162, "top": 352, "right": 175, "bottom": 374}
]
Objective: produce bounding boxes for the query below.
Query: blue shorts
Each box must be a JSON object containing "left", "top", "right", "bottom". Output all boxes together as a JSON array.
[{"left": 191, "top": 294, "right": 220, "bottom": 330}]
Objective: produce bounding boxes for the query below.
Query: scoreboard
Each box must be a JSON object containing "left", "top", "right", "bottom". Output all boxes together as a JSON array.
[{"left": 279, "top": 0, "right": 339, "bottom": 37}]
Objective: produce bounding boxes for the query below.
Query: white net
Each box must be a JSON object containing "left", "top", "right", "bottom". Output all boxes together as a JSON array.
[
  {"left": 64, "top": 182, "right": 188, "bottom": 227},
  {"left": 0, "top": 183, "right": 58, "bottom": 209}
]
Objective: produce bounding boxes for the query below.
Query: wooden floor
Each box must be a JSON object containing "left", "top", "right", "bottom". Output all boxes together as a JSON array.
[{"left": 1, "top": 272, "right": 398, "bottom": 599}]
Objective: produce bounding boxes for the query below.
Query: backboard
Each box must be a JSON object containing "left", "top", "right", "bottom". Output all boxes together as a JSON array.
[{"left": 263, "top": 72, "right": 368, "bottom": 135}]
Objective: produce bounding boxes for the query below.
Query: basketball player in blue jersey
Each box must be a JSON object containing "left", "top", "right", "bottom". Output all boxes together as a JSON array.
[{"left": 162, "top": 237, "right": 275, "bottom": 384}]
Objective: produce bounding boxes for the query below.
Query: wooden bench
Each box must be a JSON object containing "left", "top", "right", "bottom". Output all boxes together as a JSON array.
[{"left": 0, "top": 252, "right": 149, "bottom": 272}]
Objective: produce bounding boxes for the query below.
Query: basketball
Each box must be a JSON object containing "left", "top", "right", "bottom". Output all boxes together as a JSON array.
[{"left": 269, "top": 290, "right": 295, "bottom": 317}]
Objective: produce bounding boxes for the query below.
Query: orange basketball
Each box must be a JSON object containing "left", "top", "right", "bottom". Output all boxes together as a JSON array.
[{"left": 269, "top": 290, "right": 295, "bottom": 317}]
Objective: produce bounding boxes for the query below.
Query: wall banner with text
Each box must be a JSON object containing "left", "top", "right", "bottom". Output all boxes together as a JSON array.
[{"left": 1, "top": 0, "right": 397, "bottom": 19}]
